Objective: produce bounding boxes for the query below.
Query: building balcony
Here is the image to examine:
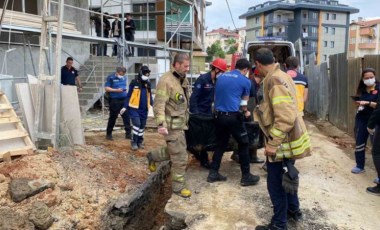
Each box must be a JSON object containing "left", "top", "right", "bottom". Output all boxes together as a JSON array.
[
  {"left": 302, "top": 45, "right": 317, "bottom": 52},
  {"left": 264, "top": 19, "right": 294, "bottom": 27},
  {"left": 358, "top": 43, "right": 376, "bottom": 49},
  {"left": 265, "top": 32, "right": 288, "bottom": 40},
  {"left": 301, "top": 18, "right": 319, "bottom": 25},
  {"left": 359, "top": 27, "right": 376, "bottom": 37}
]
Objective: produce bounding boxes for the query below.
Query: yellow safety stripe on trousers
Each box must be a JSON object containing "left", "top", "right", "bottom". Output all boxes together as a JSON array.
[
  {"left": 281, "top": 132, "right": 310, "bottom": 150},
  {"left": 172, "top": 174, "right": 185, "bottom": 183},
  {"left": 271, "top": 95, "right": 293, "bottom": 105},
  {"left": 156, "top": 89, "right": 169, "bottom": 98},
  {"left": 270, "top": 127, "right": 286, "bottom": 139},
  {"left": 277, "top": 141, "right": 311, "bottom": 158}
]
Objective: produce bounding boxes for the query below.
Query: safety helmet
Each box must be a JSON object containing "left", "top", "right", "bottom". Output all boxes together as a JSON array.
[{"left": 211, "top": 58, "right": 227, "bottom": 72}]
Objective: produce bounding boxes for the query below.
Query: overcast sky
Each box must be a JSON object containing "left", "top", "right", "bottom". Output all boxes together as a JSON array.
[{"left": 205, "top": 0, "right": 379, "bottom": 31}]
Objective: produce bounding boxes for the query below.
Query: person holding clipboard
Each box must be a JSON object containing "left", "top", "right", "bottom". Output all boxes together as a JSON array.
[{"left": 351, "top": 68, "right": 379, "bottom": 174}]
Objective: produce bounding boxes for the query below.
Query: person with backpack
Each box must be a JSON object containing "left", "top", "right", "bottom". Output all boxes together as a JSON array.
[
  {"left": 121, "top": 66, "right": 153, "bottom": 150},
  {"left": 104, "top": 67, "right": 131, "bottom": 140}
]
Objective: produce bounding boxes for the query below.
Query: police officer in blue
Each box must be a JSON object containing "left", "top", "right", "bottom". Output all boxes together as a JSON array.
[
  {"left": 104, "top": 67, "right": 131, "bottom": 140},
  {"left": 61, "top": 57, "right": 82, "bottom": 90},
  {"left": 188, "top": 58, "right": 227, "bottom": 168},
  {"left": 207, "top": 58, "right": 260, "bottom": 186}
]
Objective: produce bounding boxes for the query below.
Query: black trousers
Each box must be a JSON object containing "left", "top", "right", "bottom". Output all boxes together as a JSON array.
[
  {"left": 106, "top": 98, "right": 131, "bottom": 136},
  {"left": 210, "top": 112, "right": 251, "bottom": 175},
  {"left": 125, "top": 33, "right": 134, "bottom": 56},
  {"left": 372, "top": 126, "right": 380, "bottom": 179},
  {"left": 113, "top": 35, "right": 120, "bottom": 56}
]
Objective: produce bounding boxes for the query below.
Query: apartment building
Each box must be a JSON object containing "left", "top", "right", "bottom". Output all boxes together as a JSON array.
[
  {"left": 349, "top": 18, "right": 380, "bottom": 58},
  {"left": 239, "top": 0, "right": 358, "bottom": 64},
  {"left": 205, "top": 28, "right": 239, "bottom": 52}
]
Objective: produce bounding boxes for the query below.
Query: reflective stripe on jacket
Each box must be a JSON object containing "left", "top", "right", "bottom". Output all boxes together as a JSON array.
[
  {"left": 154, "top": 71, "right": 189, "bottom": 130},
  {"left": 254, "top": 64, "right": 311, "bottom": 161}
]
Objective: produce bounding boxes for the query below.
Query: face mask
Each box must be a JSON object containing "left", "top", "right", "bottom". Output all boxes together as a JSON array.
[
  {"left": 363, "top": 78, "right": 376, "bottom": 86},
  {"left": 116, "top": 74, "right": 123, "bottom": 79},
  {"left": 141, "top": 76, "right": 149, "bottom": 81}
]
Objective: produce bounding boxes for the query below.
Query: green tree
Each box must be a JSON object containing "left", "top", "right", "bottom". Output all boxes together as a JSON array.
[
  {"left": 227, "top": 46, "right": 238, "bottom": 54},
  {"left": 206, "top": 41, "right": 226, "bottom": 62}
]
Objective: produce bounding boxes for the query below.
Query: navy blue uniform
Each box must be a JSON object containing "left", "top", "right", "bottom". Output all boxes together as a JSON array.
[
  {"left": 354, "top": 83, "right": 380, "bottom": 170},
  {"left": 104, "top": 73, "right": 131, "bottom": 138},
  {"left": 368, "top": 91, "right": 380, "bottom": 182},
  {"left": 125, "top": 80, "right": 154, "bottom": 146},
  {"left": 211, "top": 70, "right": 252, "bottom": 175},
  {"left": 189, "top": 72, "right": 215, "bottom": 116},
  {"left": 61, "top": 66, "right": 78, "bottom": 86}
]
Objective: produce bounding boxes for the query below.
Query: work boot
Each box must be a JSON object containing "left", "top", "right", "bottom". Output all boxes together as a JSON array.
[
  {"left": 250, "top": 148, "right": 264, "bottom": 164},
  {"left": 366, "top": 184, "right": 380, "bottom": 196},
  {"left": 207, "top": 170, "right": 227, "bottom": 183},
  {"left": 131, "top": 144, "right": 138, "bottom": 151},
  {"left": 138, "top": 143, "right": 145, "bottom": 149},
  {"left": 199, "top": 151, "right": 210, "bottom": 169},
  {"left": 106, "top": 134, "right": 113, "bottom": 140},
  {"left": 146, "top": 152, "right": 156, "bottom": 172},
  {"left": 174, "top": 188, "right": 192, "bottom": 198},
  {"left": 288, "top": 209, "right": 303, "bottom": 222},
  {"left": 255, "top": 223, "right": 287, "bottom": 230},
  {"left": 230, "top": 151, "right": 240, "bottom": 163},
  {"left": 240, "top": 173, "right": 260, "bottom": 186}
]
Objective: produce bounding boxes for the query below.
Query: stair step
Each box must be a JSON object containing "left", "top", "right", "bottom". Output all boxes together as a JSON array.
[
  {"left": 79, "top": 99, "right": 88, "bottom": 106},
  {"left": 81, "top": 87, "right": 101, "bottom": 93},
  {"left": 78, "top": 93, "right": 98, "bottom": 100}
]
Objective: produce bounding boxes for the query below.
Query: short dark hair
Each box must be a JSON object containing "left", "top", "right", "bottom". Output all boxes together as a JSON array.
[
  {"left": 126, "top": 13, "right": 131, "bottom": 17},
  {"left": 66, "top": 57, "right": 73, "bottom": 62},
  {"left": 173, "top": 53, "right": 189, "bottom": 65},
  {"left": 254, "top": 48, "right": 274, "bottom": 65},
  {"left": 285, "top": 56, "right": 299, "bottom": 70},
  {"left": 116, "top": 66, "right": 127, "bottom": 73},
  {"left": 235, "top": 58, "right": 252, "bottom": 70}
]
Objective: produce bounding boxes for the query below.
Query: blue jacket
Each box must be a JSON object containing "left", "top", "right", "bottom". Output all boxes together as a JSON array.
[
  {"left": 189, "top": 72, "right": 215, "bottom": 116},
  {"left": 104, "top": 73, "right": 128, "bottom": 99},
  {"left": 125, "top": 79, "right": 154, "bottom": 119}
]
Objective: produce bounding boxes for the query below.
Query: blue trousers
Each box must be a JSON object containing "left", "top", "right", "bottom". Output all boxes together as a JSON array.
[
  {"left": 267, "top": 160, "right": 300, "bottom": 229},
  {"left": 354, "top": 117, "right": 373, "bottom": 169},
  {"left": 130, "top": 116, "right": 147, "bottom": 145},
  {"left": 372, "top": 126, "right": 380, "bottom": 180}
]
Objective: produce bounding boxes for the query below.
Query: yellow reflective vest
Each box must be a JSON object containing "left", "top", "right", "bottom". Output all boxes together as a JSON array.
[
  {"left": 254, "top": 64, "right": 311, "bottom": 161},
  {"left": 128, "top": 83, "right": 152, "bottom": 109}
]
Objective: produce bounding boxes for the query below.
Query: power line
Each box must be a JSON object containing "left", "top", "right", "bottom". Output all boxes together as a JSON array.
[{"left": 225, "top": 0, "right": 237, "bottom": 30}]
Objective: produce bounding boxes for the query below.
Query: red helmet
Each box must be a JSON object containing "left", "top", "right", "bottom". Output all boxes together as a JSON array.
[{"left": 211, "top": 58, "right": 227, "bottom": 72}]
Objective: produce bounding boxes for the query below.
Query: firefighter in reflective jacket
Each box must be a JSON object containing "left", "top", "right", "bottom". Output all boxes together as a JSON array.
[{"left": 146, "top": 53, "right": 191, "bottom": 198}]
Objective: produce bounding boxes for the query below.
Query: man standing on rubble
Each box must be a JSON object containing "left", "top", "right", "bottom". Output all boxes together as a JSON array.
[
  {"left": 104, "top": 67, "right": 131, "bottom": 140},
  {"left": 206, "top": 58, "right": 260, "bottom": 186},
  {"left": 146, "top": 53, "right": 192, "bottom": 198},
  {"left": 188, "top": 58, "right": 227, "bottom": 168},
  {"left": 253, "top": 48, "right": 311, "bottom": 230}
]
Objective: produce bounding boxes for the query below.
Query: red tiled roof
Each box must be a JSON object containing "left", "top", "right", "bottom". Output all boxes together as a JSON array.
[
  {"left": 352, "top": 18, "right": 380, "bottom": 28},
  {"left": 206, "top": 28, "right": 239, "bottom": 38}
]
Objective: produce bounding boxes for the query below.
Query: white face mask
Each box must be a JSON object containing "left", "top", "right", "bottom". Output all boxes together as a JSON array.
[
  {"left": 141, "top": 76, "right": 149, "bottom": 81},
  {"left": 363, "top": 78, "right": 376, "bottom": 86},
  {"left": 116, "top": 74, "right": 123, "bottom": 79}
]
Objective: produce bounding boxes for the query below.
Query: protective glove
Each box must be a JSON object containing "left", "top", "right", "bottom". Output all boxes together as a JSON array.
[
  {"left": 120, "top": 107, "right": 126, "bottom": 115},
  {"left": 282, "top": 159, "right": 299, "bottom": 195},
  {"left": 367, "top": 127, "right": 375, "bottom": 135},
  {"left": 158, "top": 126, "right": 168, "bottom": 135}
]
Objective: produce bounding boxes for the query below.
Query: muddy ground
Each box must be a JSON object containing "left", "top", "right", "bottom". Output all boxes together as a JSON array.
[{"left": 0, "top": 111, "right": 379, "bottom": 229}]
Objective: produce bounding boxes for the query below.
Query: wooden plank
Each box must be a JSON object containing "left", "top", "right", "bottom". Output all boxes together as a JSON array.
[
  {"left": 0, "top": 117, "right": 19, "bottom": 124},
  {"left": 0, "top": 147, "right": 33, "bottom": 160},
  {"left": 0, "top": 130, "right": 28, "bottom": 141},
  {"left": 0, "top": 104, "right": 13, "bottom": 110}
]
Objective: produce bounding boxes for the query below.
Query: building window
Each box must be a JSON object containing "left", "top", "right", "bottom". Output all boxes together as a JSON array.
[
  {"left": 132, "top": 3, "right": 156, "bottom": 31},
  {"left": 324, "top": 41, "right": 328, "bottom": 47},
  {"left": 332, "top": 14, "right": 337, "bottom": 20},
  {"left": 137, "top": 44, "right": 156, "bottom": 57},
  {"left": 303, "top": 13, "right": 307, "bottom": 19},
  {"left": 256, "top": 17, "right": 259, "bottom": 23},
  {"left": 255, "top": 30, "right": 259, "bottom": 36},
  {"left": 311, "top": 26, "right": 318, "bottom": 36},
  {"left": 330, "top": 41, "right": 335, "bottom": 48},
  {"left": 324, "top": 55, "right": 327, "bottom": 61},
  {"left": 324, "top": 27, "right": 329, "bottom": 33},
  {"left": 312, "top": 12, "right": 318, "bottom": 20},
  {"left": 332, "top": 28, "right": 336, "bottom": 35},
  {"left": 325, "top": 13, "right": 329, "bottom": 20}
]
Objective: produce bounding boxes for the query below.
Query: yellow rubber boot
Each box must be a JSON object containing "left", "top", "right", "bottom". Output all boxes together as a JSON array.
[
  {"left": 176, "top": 188, "right": 192, "bottom": 198},
  {"left": 146, "top": 152, "right": 157, "bottom": 172}
]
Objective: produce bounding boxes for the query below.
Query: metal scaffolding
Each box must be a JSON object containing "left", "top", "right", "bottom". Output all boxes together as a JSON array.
[{"left": 0, "top": 0, "right": 197, "bottom": 148}]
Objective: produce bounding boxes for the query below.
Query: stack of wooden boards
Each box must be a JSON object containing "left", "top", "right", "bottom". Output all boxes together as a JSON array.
[
  {"left": 0, "top": 9, "right": 82, "bottom": 35},
  {"left": 0, "top": 91, "right": 34, "bottom": 161}
]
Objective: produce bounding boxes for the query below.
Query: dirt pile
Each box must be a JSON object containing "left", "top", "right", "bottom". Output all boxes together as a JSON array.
[{"left": 0, "top": 131, "right": 165, "bottom": 229}]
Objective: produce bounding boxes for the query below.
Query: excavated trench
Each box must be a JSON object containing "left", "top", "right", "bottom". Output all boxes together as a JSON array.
[{"left": 99, "top": 161, "right": 187, "bottom": 230}]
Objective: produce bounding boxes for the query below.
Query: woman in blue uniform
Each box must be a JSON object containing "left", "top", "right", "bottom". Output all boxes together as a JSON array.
[
  {"left": 121, "top": 66, "right": 154, "bottom": 151},
  {"left": 351, "top": 68, "right": 379, "bottom": 174}
]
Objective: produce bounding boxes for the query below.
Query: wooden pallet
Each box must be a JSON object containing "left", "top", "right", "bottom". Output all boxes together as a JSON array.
[{"left": 0, "top": 91, "right": 34, "bottom": 161}]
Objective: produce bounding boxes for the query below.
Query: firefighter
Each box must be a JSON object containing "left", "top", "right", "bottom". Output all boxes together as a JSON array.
[
  {"left": 188, "top": 58, "right": 227, "bottom": 168},
  {"left": 146, "top": 53, "right": 191, "bottom": 198}
]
